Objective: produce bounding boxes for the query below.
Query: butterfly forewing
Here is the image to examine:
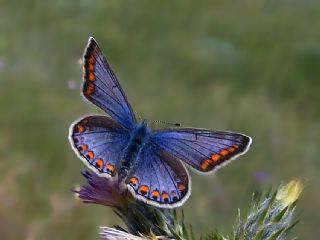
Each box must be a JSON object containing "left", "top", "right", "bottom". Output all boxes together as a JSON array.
[
  {"left": 82, "top": 37, "right": 136, "bottom": 129},
  {"left": 125, "top": 142, "right": 190, "bottom": 208},
  {"left": 69, "top": 115, "right": 130, "bottom": 177},
  {"left": 152, "top": 128, "right": 252, "bottom": 173}
]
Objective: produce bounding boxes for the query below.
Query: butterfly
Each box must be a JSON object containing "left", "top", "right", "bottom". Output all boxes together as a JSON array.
[{"left": 69, "top": 37, "right": 252, "bottom": 208}]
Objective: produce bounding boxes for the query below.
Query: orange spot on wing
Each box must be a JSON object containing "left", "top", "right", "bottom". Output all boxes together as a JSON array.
[
  {"left": 87, "top": 55, "right": 95, "bottom": 64},
  {"left": 86, "top": 151, "right": 94, "bottom": 159},
  {"left": 106, "top": 164, "right": 115, "bottom": 174},
  {"left": 151, "top": 190, "right": 160, "bottom": 199},
  {"left": 79, "top": 144, "right": 88, "bottom": 152},
  {"left": 87, "top": 72, "right": 95, "bottom": 81},
  {"left": 161, "top": 192, "right": 169, "bottom": 202},
  {"left": 211, "top": 154, "right": 221, "bottom": 161},
  {"left": 95, "top": 158, "right": 104, "bottom": 169},
  {"left": 228, "top": 147, "right": 236, "bottom": 153},
  {"left": 77, "top": 125, "right": 85, "bottom": 133},
  {"left": 129, "top": 177, "right": 138, "bottom": 186},
  {"left": 84, "top": 82, "right": 95, "bottom": 96},
  {"left": 87, "top": 63, "right": 94, "bottom": 72},
  {"left": 178, "top": 183, "right": 186, "bottom": 191},
  {"left": 139, "top": 185, "right": 149, "bottom": 195},
  {"left": 220, "top": 149, "right": 229, "bottom": 156},
  {"left": 200, "top": 159, "right": 212, "bottom": 171}
]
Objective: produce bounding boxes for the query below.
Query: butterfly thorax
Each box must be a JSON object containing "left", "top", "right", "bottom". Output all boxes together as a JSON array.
[{"left": 118, "top": 121, "right": 151, "bottom": 182}]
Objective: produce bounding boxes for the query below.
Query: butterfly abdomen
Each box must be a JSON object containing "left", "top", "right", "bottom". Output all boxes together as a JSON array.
[{"left": 118, "top": 123, "right": 151, "bottom": 181}]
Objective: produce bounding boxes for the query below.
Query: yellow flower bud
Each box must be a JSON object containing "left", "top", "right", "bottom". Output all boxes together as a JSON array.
[{"left": 276, "top": 180, "right": 304, "bottom": 206}]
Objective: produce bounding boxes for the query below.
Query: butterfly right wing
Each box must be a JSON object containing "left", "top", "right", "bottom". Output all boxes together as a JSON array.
[
  {"left": 82, "top": 37, "right": 136, "bottom": 129},
  {"left": 69, "top": 115, "right": 130, "bottom": 177}
]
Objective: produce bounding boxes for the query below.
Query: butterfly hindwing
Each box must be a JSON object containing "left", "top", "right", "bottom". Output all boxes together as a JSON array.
[
  {"left": 82, "top": 37, "right": 136, "bottom": 129},
  {"left": 69, "top": 115, "right": 130, "bottom": 177},
  {"left": 125, "top": 142, "right": 190, "bottom": 208},
  {"left": 152, "top": 128, "right": 252, "bottom": 173}
]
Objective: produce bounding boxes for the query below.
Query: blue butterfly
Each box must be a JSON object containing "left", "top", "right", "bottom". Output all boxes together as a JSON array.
[{"left": 69, "top": 37, "right": 252, "bottom": 208}]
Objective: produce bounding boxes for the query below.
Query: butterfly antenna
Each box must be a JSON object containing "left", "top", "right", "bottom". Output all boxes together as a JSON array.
[{"left": 152, "top": 120, "right": 181, "bottom": 127}]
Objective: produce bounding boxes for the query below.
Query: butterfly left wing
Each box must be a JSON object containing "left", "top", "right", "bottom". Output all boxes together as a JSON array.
[
  {"left": 69, "top": 115, "right": 130, "bottom": 177},
  {"left": 125, "top": 142, "right": 190, "bottom": 208},
  {"left": 152, "top": 128, "right": 252, "bottom": 173}
]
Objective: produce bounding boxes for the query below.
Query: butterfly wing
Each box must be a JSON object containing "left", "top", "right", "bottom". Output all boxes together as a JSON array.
[
  {"left": 152, "top": 128, "right": 252, "bottom": 173},
  {"left": 82, "top": 37, "right": 136, "bottom": 129},
  {"left": 69, "top": 115, "right": 130, "bottom": 177},
  {"left": 125, "top": 142, "right": 190, "bottom": 208}
]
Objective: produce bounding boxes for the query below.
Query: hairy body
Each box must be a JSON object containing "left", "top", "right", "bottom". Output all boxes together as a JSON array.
[{"left": 118, "top": 121, "right": 150, "bottom": 181}]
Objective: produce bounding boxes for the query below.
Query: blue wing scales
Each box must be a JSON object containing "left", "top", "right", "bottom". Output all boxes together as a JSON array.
[
  {"left": 69, "top": 115, "right": 130, "bottom": 177},
  {"left": 152, "top": 128, "right": 252, "bottom": 172},
  {"left": 126, "top": 143, "right": 190, "bottom": 208},
  {"left": 82, "top": 37, "right": 136, "bottom": 129}
]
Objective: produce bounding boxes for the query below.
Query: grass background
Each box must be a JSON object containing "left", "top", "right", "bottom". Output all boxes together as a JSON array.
[{"left": 1, "top": 0, "right": 319, "bottom": 239}]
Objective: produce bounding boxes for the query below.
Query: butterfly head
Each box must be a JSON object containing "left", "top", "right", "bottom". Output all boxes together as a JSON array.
[{"left": 132, "top": 120, "right": 151, "bottom": 140}]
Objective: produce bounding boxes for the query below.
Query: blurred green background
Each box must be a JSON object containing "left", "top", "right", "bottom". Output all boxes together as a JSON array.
[{"left": 1, "top": 0, "right": 319, "bottom": 239}]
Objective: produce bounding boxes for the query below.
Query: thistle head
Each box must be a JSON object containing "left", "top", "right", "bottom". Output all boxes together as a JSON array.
[{"left": 74, "top": 170, "right": 132, "bottom": 208}]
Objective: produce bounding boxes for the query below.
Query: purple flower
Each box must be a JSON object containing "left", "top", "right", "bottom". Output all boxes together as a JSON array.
[
  {"left": 68, "top": 80, "right": 77, "bottom": 90},
  {"left": 74, "top": 170, "right": 132, "bottom": 208},
  {"left": 73, "top": 171, "right": 175, "bottom": 238},
  {"left": 253, "top": 171, "right": 270, "bottom": 183}
]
